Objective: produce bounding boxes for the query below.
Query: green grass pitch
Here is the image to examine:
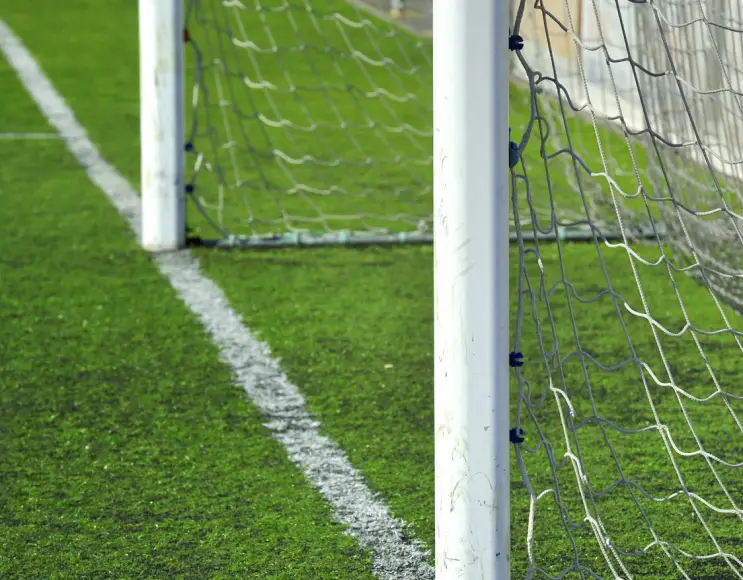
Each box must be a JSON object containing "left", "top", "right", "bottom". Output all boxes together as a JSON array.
[{"left": 2, "top": 0, "right": 743, "bottom": 578}]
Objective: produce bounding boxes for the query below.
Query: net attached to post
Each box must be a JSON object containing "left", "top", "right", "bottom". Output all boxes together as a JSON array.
[{"left": 511, "top": 0, "right": 743, "bottom": 577}]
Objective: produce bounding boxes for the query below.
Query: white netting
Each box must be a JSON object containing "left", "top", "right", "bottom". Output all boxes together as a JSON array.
[
  {"left": 184, "top": 0, "right": 433, "bottom": 244},
  {"left": 512, "top": 0, "right": 743, "bottom": 577}
]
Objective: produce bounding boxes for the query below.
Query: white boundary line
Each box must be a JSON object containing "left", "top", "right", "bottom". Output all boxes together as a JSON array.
[
  {"left": 0, "top": 18, "right": 433, "bottom": 580},
  {"left": 0, "top": 132, "right": 60, "bottom": 139}
]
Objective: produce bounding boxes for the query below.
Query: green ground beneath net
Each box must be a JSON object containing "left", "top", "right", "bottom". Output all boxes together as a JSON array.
[{"left": 3, "top": 1, "right": 743, "bottom": 578}]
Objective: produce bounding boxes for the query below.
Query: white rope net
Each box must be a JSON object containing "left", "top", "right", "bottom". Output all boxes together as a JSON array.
[{"left": 511, "top": 0, "right": 743, "bottom": 577}]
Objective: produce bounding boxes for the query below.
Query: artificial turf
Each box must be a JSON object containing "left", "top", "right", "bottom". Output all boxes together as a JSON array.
[
  {"left": 3, "top": 0, "right": 743, "bottom": 578},
  {"left": 0, "top": 41, "right": 375, "bottom": 579}
]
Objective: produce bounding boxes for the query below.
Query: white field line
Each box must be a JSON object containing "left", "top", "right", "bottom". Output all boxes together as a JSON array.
[
  {"left": 0, "top": 18, "right": 433, "bottom": 580},
  {"left": 0, "top": 131, "right": 60, "bottom": 139}
]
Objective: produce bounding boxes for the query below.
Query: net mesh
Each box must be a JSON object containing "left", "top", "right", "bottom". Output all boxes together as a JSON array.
[
  {"left": 183, "top": 0, "right": 433, "bottom": 245},
  {"left": 512, "top": 0, "right": 743, "bottom": 577}
]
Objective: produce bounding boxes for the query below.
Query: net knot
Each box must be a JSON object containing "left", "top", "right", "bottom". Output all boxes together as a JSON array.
[
  {"left": 509, "top": 427, "right": 525, "bottom": 444},
  {"left": 509, "top": 128, "right": 520, "bottom": 168},
  {"left": 509, "top": 34, "right": 524, "bottom": 51},
  {"left": 509, "top": 140, "right": 519, "bottom": 169},
  {"left": 509, "top": 351, "right": 524, "bottom": 367}
]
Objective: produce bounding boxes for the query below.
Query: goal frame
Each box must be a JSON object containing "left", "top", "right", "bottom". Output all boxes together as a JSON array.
[
  {"left": 433, "top": 0, "right": 511, "bottom": 578},
  {"left": 138, "top": 1, "right": 513, "bottom": 577}
]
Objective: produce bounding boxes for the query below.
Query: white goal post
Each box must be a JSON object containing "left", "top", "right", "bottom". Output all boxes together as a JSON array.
[
  {"left": 139, "top": 0, "right": 185, "bottom": 252},
  {"left": 433, "top": 0, "right": 510, "bottom": 579}
]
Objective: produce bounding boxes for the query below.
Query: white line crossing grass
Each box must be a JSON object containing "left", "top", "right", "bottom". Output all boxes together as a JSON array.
[
  {"left": 0, "top": 132, "right": 60, "bottom": 139},
  {"left": 0, "top": 16, "right": 432, "bottom": 580}
]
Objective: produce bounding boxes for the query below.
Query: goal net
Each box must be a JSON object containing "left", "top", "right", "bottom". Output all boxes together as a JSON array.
[
  {"left": 511, "top": 0, "right": 743, "bottom": 578},
  {"left": 183, "top": 0, "right": 433, "bottom": 246}
]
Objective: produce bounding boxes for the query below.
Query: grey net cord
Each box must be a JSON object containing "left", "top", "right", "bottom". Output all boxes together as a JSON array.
[{"left": 511, "top": 0, "right": 743, "bottom": 577}]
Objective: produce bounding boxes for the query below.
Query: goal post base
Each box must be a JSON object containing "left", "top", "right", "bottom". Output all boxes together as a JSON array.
[
  {"left": 195, "top": 231, "right": 434, "bottom": 249},
  {"left": 187, "top": 222, "right": 666, "bottom": 249}
]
